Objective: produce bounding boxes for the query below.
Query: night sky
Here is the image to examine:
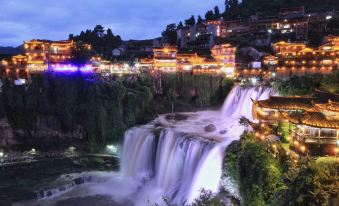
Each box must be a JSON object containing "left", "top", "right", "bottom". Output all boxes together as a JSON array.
[{"left": 0, "top": 0, "right": 224, "bottom": 46}]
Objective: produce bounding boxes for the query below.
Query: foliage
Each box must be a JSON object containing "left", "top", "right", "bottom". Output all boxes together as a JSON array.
[
  {"left": 274, "top": 75, "right": 322, "bottom": 95},
  {"left": 185, "top": 15, "right": 196, "bottom": 26},
  {"left": 1, "top": 74, "right": 153, "bottom": 152},
  {"left": 283, "top": 158, "right": 339, "bottom": 206},
  {"left": 237, "top": 133, "right": 286, "bottom": 206},
  {"left": 320, "top": 71, "right": 339, "bottom": 94},
  {"left": 224, "top": 132, "right": 339, "bottom": 206},
  {"left": 160, "top": 73, "right": 234, "bottom": 110},
  {"left": 70, "top": 41, "right": 94, "bottom": 66},
  {"left": 327, "top": 17, "right": 339, "bottom": 35},
  {"left": 69, "top": 25, "right": 122, "bottom": 60},
  {"left": 273, "top": 121, "right": 292, "bottom": 143},
  {"left": 162, "top": 24, "right": 178, "bottom": 45}
]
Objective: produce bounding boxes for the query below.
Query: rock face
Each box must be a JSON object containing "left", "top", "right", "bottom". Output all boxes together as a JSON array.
[
  {"left": 0, "top": 118, "right": 15, "bottom": 147},
  {"left": 0, "top": 115, "right": 86, "bottom": 149},
  {"left": 204, "top": 124, "right": 217, "bottom": 133}
]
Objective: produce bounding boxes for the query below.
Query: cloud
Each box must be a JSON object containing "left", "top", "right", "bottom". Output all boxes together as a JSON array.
[{"left": 0, "top": 0, "right": 224, "bottom": 46}]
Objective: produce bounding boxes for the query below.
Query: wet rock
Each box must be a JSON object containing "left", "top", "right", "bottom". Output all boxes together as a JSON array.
[
  {"left": 59, "top": 186, "right": 66, "bottom": 192},
  {"left": 165, "top": 113, "right": 188, "bottom": 121},
  {"left": 46, "top": 191, "right": 53, "bottom": 197},
  {"left": 73, "top": 177, "right": 84, "bottom": 185},
  {"left": 205, "top": 124, "right": 217, "bottom": 132}
]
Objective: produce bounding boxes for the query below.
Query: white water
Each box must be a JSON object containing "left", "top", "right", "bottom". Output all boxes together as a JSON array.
[{"left": 19, "top": 85, "right": 275, "bottom": 206}]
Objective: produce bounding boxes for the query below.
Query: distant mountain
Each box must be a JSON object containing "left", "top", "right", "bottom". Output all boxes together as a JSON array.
[{"left": 0, "top": 45, "right": 24, "bottom": 55}]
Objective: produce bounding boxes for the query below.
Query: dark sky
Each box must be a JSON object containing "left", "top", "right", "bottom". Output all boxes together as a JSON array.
[{"left": 0, "top": 0, "right": 224, "bottom": 47}]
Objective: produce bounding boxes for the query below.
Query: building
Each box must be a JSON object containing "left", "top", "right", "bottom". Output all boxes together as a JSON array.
[
  {"left": 211, "top": 44, "right": 237, "bottom": 77},
  {"left": 139, "top": 43, "right": 236, "bottom": 76},
  {"left": 250, "top": 15, "right": 280, "bottom": 32},
  {"left": 278, "top": 7, "right": 309, "bottom": 40},
  {"left": 253, "top": 90, "right": 339, "bottom": 156},
  {"left": 263, "top": 36, "right": 339, "bottom": 78},
  {"left": 11, "top": 55, "right": 27, "bottom": 69},
  {"left": 153, "top": 46, "right": 177, "bottom": 72},
  {"left": 24, "top": 39, "right": 74, "bottom": 72}
]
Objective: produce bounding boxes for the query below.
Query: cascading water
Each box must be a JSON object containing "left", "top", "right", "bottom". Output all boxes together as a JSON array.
[
  {"left": 221, "top": 86, "right": 275, "bottom": 120},
  {"left": 21, "top": 85, "right": 275, "bottom": 206}
]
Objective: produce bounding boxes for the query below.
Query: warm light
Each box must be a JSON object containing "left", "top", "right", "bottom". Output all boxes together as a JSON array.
[{"left": 300, "top": 146, "right": 306, "bottom": 152}]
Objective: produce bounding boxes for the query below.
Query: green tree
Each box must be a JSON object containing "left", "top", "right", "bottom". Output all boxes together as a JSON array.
[
  {"left": 283, "top": 158, "right": 339, "bottom": 206},
  {"left": 70, "top": 41, "right": 93, "bottom": 66},
  {"left": 162, "top": 24, "right": 178, "bottom": 45},
  {"left": 197, "top": 16, "right": 203, "bottom": 24},
  {"left": 185, "top": 15, "right": 196, "bottom": 26},
  {"left": 177, "top": 21, "right": 184, "bottom": 30},
  {"left": 205, "top": 10, "right": 215, "bottom": 21},
  {"left": 214, "top": 6, "right": 221, "bottom": 19}
]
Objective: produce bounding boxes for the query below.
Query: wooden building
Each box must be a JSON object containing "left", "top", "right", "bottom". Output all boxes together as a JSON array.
[{"left": 253, "top": 90, "right": 339, "bottom": 156}]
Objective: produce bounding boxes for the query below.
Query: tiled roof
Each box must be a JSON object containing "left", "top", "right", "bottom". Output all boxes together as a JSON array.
[
  {"left": 282, "top": 112, "right": 339, "bottom": 129},
  {"left": 254, "top": 96, "right": 315, "bottom": 110},
  {"left": 315, "top": 101, "right": 339, "bottom": 112},
  {"left": 312, "top": 89, "right": 339, "bottom": 103}
]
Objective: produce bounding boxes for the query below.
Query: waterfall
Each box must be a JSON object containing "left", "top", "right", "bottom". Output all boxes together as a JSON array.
[
  {"left": 221, "top": 86, "right": 275, "bottom": 120},
  {"left": 25, "top": 85, "right": 275, "bottom": 206},
  {"left": 117, "top": 85, "right": 276, "bottom": 205}
]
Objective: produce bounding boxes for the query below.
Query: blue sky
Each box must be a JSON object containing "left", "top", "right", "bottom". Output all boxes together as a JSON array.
[{"left": 0, "top": 0, "right": 224, "bottom": 46}]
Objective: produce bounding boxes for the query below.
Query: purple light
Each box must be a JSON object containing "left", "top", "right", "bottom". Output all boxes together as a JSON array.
[
  {"left": 79, "top": 66, "right": 93, "bottom": 73},
  {"left": 50, "top": 64, "right": 93, "bottom": 73}
]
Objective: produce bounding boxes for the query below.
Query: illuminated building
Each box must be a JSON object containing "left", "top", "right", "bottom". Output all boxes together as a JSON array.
[
  {"left": 253, "top": 90, "right": 339, "bottom": 156},
  {"left": 11, "top": 55, "right": 28, "bottom": 69},
  {"left": 266, "top": 36, "right": 339, "bottom": 78},
  {"left": 211, "top": 44, "right": 236, "bottom": 77},
  {"left": 24, "top": 39, "right": 74, "bottom": 72},
  {"left": 139, "top": 43, "right": 236, "bottom": 76},
  {"left": 263, "top": 55, "right": 278, "bottom": 66},
  {"left": 153, "top": 46, "right": 177, "bottom": 72}
]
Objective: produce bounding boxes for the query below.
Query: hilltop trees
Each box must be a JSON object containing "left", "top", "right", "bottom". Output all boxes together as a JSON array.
[
  {"left": 69, "top": 25, "right": 122, "bottom": 60},
  {"left": 185, "top": 15, "right": 196, "bottom": 26},
  {"left": 70, "top": 41, "right": 94, "bottom": 66},
  {"left": 162, "top": 24, "right": 178, "bottom": 45},
  {"left": 205, "top": 6, "right": 222, "bottom": 21}
]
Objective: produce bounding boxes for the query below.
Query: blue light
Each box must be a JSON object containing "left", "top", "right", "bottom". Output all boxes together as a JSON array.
[
  {"left": 79, "top": 66, "right": 93, "bottom": 73},
  {"left": 50, "top": 64, "right": 93, "bottom": 73}
]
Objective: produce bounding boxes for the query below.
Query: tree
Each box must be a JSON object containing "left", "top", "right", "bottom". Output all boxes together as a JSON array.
[
  {"left": 227, "top": 0, "right": 238, "bottom": 10},
  {"left": 162, "top": 24, "right": 177, "bottom": 45},
  {"left": 327, "top": 17, "right": 339, "bottom": 35},
  {"left": 70, "top": 41, "right": 93, "bottom": 66},
  {"left": 177, "top": 21, "right": 184, "bottom": 30},
  {"left": 205, "top": 10, "right": 215, "bottom": 21},
  {"left": 185, "top": 15, "right": 196, "bottom": 26},
  {"left": 283, "top": 158, "right": 339, "bottom": 206},
  {"left": 197, "top": 16, "right": 203, "bottom": 24},
  {"left": 69, "top": 25, "right": 122, "bottom": 60},
  {"left": 93, "top": 25, "right": 105, "bottom": 37},
  {"left": 214, "top": 6, "right": 221, "bottom": 19}
]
